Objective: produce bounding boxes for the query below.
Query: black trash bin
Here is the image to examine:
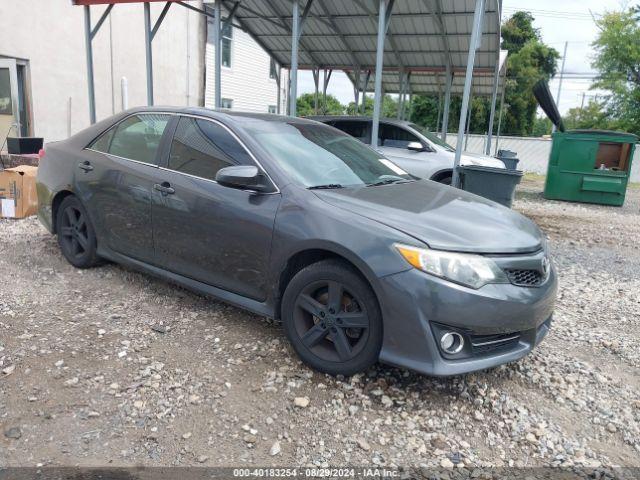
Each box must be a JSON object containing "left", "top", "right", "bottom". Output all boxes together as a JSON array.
[
  {"left": 497, "top": 149, "right": 520, "bottom": 170},
  {"left": 458, "top": 165, "right": 523, "bottom": 208}
]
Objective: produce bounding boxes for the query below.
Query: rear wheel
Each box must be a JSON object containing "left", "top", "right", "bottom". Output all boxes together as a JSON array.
[
  {"left": 438, "top": 175, "right": 452, "bottom": 185},
  {"left": 56, "top": 196, "right": 100, "bottom": 268},
  {"left": 282, "top": 260, "right": 382, "bottom": 376}
]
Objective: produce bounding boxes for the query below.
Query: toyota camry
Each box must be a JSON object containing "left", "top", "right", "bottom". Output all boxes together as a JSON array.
[{"left": 36, "top": 107, "right": 557, "bottom": 377}]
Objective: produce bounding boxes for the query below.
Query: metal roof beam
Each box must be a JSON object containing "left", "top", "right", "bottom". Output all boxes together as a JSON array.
[
  {"left": 150, "top": 2, "right": 171, "bottom": 41},
  {"left": 234, "top": 11, "right": 499, "bottom": 22},
  {"left": 248, "top": 32, "right": 500, "bottom": 39},
  {"left": 219, "top": 1, "right": 287, "bottom": 68},
  {"left": 223, "top": 1, "right": 240, "bottom": 28},
  {"left": 268, "top": 48, "right": 495, "bottom": 55},
  {"left": 352, "top": 0, "right": 404, "bottom": 70},
  {"left": 428, "top": 0, "right": 454, "bottom": 72},
  {"left": 90, "top": 4, "right": 113, "bottom": 40},
  {"left": 317, "top": 2, "right": 360, "bottom": 68},
  {"left": 259, "top": 0, "right": 324, "bottom": 68}
]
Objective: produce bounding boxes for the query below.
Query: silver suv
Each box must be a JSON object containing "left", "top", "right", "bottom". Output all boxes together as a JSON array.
[{"left": 310, "top": 116, "right": 505, "bottom": 184}]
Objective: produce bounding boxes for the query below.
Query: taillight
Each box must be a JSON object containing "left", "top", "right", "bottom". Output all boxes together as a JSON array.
[{"left": 38, "top": 148, "right": 46, "bottom": 159}]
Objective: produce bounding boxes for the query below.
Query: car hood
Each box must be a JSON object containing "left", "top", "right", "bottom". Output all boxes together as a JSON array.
[
  {"left": 450, "top": 151, "right": 506, "bottom": 169},
  {"left": 313, "top": 181, "right": 542, "bottom": 254}
]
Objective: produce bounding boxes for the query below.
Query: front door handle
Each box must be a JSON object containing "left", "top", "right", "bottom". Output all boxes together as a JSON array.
[
  {"left": 78, "top": 161, "right": 93, "bottom": 172},
  {"left": 154, "top": 182, "right": 175, "bottom": 195}
]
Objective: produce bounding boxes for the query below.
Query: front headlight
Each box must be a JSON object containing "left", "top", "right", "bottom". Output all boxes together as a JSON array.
[{"left": 395, "top": 244, "right": 509, "bottom": 289}]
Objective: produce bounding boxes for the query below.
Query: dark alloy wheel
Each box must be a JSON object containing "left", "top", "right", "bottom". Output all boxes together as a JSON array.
[
  {"left": 282, "top": 260, "right": 382, "bottom": 376},
  {"left": 56, "top": 196, "right": 100, "bottom": 268}
]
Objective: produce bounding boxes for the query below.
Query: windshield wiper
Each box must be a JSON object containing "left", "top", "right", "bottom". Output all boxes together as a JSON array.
[
  {"left": 308, "top": 184, "right": 344, "bottom": 190},
  {"left": 367, "top": 179, "right": 414, "bottom": 187}
]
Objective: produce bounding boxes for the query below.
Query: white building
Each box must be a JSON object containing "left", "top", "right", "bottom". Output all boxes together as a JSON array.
[
  {"left": 204, "top": 3, "right": 288, "bottom": 114},
  {"left": 0, "top": 0, "right": 286, "bottom": 145}
]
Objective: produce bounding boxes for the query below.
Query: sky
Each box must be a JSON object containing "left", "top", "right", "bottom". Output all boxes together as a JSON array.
[{"left": 297, "top": 0, "right": 627, "bottom": 115}]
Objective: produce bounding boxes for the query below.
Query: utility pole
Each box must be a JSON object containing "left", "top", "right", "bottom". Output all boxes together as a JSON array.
[
  {"left": 552, "top": 41, "right": 568, "bottom": 133},
  {"left": 581, "top": 92, "right": 586, "bottom": 109}
]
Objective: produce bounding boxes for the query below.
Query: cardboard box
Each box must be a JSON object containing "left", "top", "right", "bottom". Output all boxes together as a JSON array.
[{"left": 0, "top": 165, "right": 38, "bottom": 219}]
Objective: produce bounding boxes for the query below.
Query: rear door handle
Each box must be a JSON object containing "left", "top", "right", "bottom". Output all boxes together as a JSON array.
[
  {"left": 78, "top": 161, "right": 93, "bottom": 172},
  {"left": 154, "top": 182, "right": 175, "bottom": 195}
]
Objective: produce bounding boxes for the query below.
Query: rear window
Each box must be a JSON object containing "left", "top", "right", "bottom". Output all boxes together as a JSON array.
[{"left": 89, "top": 114, "right": 171, "bottom": 165}]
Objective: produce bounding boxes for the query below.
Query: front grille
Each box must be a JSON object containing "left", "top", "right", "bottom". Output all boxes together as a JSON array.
[
  {"left": 505, "top": 268, "right": 544, "bottom": 287},
  {"left": 470, "top": 332, "right": 521, "bottom": 355}
]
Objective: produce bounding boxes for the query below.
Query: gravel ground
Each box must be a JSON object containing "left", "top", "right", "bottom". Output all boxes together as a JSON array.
[{"left": 1, "top": 179, "right": 639, "bottom": 473}]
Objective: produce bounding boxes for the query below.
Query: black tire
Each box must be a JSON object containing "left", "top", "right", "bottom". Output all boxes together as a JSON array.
[
  {"left": 56, "top": 196, "right": 100, "bottom": 269},
  {"left": 281, "top": 260, "right": 383, "bottom": 376},
  {"left": 439, "top": 175, "right": 452, "bottom": 185}
]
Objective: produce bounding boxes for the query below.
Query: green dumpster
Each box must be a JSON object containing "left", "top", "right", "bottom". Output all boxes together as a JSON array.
[{"left": 543, "top": 130, "right": 638, "bottom": 206}]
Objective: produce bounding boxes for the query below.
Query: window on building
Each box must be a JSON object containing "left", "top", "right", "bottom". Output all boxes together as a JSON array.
[
  {"left": 269, "top": 58, "right": 277, "bottom": 80},
  {"left": 91, "top": 114, "right": 170, "bottom": 165},
  {"left": 221, "top": 98, "right": 233, "bottom": 109},
  {"left": 268, "top": 105, "right": 277, "bottom": 114},
  {"left": 168, "top": 116, "right": 253, "bottom": 181},
  {"left": 221, "top": 21, "right": 232, "bottom": 67}
]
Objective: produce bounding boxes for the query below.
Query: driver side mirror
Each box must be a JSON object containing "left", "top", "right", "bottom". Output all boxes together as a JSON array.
[
  {"left": 215, "top": 165, "right": 272, "bottom": 192},
  {"left": 407, "top": 141, "right": 427, "bottom": 152}
]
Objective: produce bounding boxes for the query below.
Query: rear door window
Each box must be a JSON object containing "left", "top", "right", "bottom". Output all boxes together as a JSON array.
[
  {"left": 91, "top": 114, "right": 171, "bottom": 165},
  {"left": 331, "top": 121, "right": 369, "bottom": 143},
  {"left": 379, "top": 124, "right": 420, "bottom": 148},
  {"left": 167, "top": 116, "right": 253, "bottom": 181}
]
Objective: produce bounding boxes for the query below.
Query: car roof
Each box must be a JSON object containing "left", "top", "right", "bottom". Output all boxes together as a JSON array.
[
  {"left": 306, "top": 115, "right": 414, "bottom": 127},
  {"left": 125, "top": 106, "right": 321, "bottom": 128}
]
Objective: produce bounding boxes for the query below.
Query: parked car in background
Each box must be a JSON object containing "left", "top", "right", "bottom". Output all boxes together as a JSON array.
[
  {"left": 36, "top": 108, "right": 556, "bottom": 377},
  {"left": 309, "top": 115, "right": 506, "bottom": 184}
]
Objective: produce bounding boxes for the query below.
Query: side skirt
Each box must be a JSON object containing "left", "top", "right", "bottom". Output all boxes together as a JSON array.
[{"left": 97, "top": 247, "right": 275, "bottom": 319}]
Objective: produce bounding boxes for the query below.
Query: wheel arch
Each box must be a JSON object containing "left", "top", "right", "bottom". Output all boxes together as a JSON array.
[
  {"left": 430, "top": 168, "right": 453, "bottom": 183},
  {"left": 51, "top": 190, "right": 76, "bottom": 234},
  {"left": 275, "top": 243, "right": 383, "bottom": 320}
]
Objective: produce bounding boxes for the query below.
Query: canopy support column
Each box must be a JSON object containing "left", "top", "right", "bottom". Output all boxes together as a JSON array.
[
  {"left": 397, "top": 70, "right": 405, "bottom": 120},
  {"left": 83, "top": 3, "right": 113, "bottom": 124},
  {"left": 494, "top": 63, "right": 508, "bottom": 156},
  {"left": 361, "top": 70, "right": 371, "bottom": 115},
  {"left": 352, "top": 67, "right": 361, "bottom": 112},
  {"left": 144, "top": 3, "right": 154, "bottom": 105},
  {"left": 465, "top": 86, "right": 473, "bottom": 149},
  {"left": 485, "top": 57, "right": 501, "bottom": 155},
  {"left": 371, "top": 0, "right": 394, "bottom": 147},
  {"left": 436, "top": 91, "right": 443, "bottom": 133},
  {"left": 275, "top": 65, "right": 282, "bottom": 114},
  {"left": 452, "top": 0, "right": 485, "bottom": 188},
  {"left": 213, "top": 0, "right": 222, "bottom": 108},
  {"left": 441, "top": 62, "right": 453, "bottom": 141},
  {"left": 322, "top": 68, "right": 332, "bottom": 113},
  {"left": 312, "top": 68, "right": 320, "bottom": 113},
  {"left": 289, "top": 0, "right": 300, "bottom": 116},
  {"left": 84, "top": 6, "right": 96, "bottom": 124}
]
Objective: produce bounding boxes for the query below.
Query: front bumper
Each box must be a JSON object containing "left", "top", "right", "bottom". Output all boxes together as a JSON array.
[{"left": 376, "top": 260, "right": 558, "bottom": 377}]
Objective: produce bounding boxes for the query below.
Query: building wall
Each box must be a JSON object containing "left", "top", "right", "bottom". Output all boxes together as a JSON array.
[
  {"left": 0, "top": 0, "right": 205, "bottom": 143},
  {"left": 204, "top": 10, "right": 288, "bottom": 114},
  {"left": 446, "top": 133, "right": 640, "bottom": 182}
]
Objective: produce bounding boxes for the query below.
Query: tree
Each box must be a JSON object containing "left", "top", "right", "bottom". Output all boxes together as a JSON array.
[
  {"left": 591, "top": 9, "right": 640, "bottom": 135},
  {"left": 500, "top": 12, "right": 559, "bottom": 136},
  {"left": 532, "top": 116, "right": 553, "bottom": 137},
  {"left": 346, "top": 94, "right": 398, "bottom": 118},
  {"left": 296, "top": 93, "right": 344, "bottom": 116},
  {"left": 564, "top": 100, "right": 615, "bottom": 131}
]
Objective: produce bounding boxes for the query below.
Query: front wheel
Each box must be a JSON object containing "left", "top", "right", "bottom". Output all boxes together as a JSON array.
[
  {"left": 56, "top": 196, "right": 100, "bottom": 268},
  {"left": 281, "top": 260, "right": 383, "bottom": 376}
]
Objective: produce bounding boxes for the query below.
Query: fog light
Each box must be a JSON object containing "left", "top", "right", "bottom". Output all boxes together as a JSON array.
[{"left": 440, "top": 332, "right": 465, "bottom": 354}]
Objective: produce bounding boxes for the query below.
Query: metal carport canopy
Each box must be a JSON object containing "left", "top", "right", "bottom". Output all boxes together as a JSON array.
[{"left": 73, "top": 0, "right": 504, "bottom": 186}]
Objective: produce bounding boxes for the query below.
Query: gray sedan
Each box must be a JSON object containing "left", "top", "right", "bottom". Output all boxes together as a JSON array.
[
  {"left": 36, "top": 108, "right": 556, "bottom": 377},
  {"left": 309, "top": 115, "right": 506, "bottom": 184}
]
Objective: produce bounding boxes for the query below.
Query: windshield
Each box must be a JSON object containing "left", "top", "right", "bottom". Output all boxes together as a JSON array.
[
  {"left": 247, "top": 122, "right": 414, "bottom": 188},
  {"left": 409, "top": 123, "right": 455, "bottom": 152}
]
